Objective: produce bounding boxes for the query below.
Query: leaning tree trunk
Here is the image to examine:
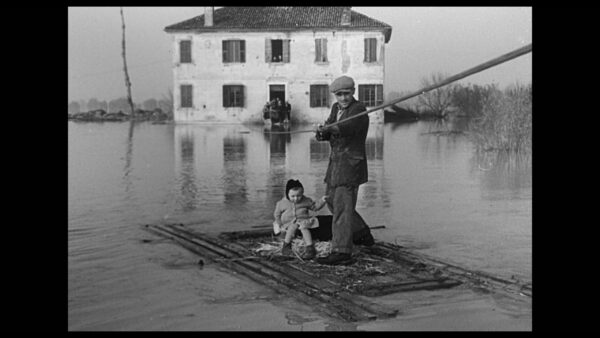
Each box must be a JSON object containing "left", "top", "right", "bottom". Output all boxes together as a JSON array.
[
  {"left": 120, "top": 7, "right": 135, "bottom": 119},
  {"left": 120, "top": 7, "right": 135, "bottom": 189}
]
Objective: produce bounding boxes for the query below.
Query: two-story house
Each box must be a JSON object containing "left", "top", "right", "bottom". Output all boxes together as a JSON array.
[{"left": 164, "top": 7, "right": 392, "bottom": 124}]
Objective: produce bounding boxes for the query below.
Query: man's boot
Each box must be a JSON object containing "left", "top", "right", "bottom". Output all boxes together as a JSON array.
[
  {"left": 316, "top": 252, "right": 353, "bottom": 265},
  {"left": 353, "top": 227, "right": 375, "bottom": 246}
]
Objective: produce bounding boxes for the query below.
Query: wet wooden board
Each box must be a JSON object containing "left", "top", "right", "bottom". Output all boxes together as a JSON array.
[
  {"left": 372, "top": 242, "right": 532, "bottom": 298},
  {"left": 224, "top": 232, "right": 462, "bottom": 297},
  {"left": 144, "top": 223, "right": 399, "bottom": 322},
  {"left": 144, "top": 222, "right": 530, "bottom": 322}
]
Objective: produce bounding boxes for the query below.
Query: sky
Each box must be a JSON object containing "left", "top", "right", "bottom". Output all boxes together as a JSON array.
[{"left": 68, "top": 6, "right": 532, "bottom": 103}]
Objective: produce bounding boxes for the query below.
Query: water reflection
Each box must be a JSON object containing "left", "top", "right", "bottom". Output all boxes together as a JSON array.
[
  {"left": 264, "top": 125, "right": 290, "bottom": 206},
  {"left": 69, "top": 117, "right": 533, "bottom": 330},
  {"left": 174, "top": 125, "right": 226, "bottom": 210},
  {"left": 421, "top": 116, "right": 470, "bottom": 134},
  {"left": 67, "top": 118, "right": 532, "bottom": 322},
  {"left": 172, "top": 121, "right": 531, "bottom": 211},
  {"left": 122, "top": 121, "right": 135, "bottom": 198},
  {"left": 266, "top": 124, "right": 291, "bottom": 156},
  {"left": 170, "top": 121, "right": 530, "bottom": 257},
  {"left": 366, "top": 123, "right": 384, "bottom": 161},
  {"left": 223, "top": 134, "right": 248, "bottom": 205},
  {"left": 176, "top": 128, "right": 198, "bottom": 211},
  {"left": 388, "top": 119, "right": 417, "bottom": 132},
  {"left": 416, "top": 119, "right": 474, "bottom": 167},
  {"left": 171, "top": 123, "right": 388, "bottom": 216},
  {"left": 470, "top": 150, "right": 532, "bottom": 198}
]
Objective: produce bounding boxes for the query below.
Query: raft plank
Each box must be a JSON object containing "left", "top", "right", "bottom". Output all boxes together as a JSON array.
[
  {"left": 167, "top": 224, "right": 398, "bottom": 320},
  {"left": 146, "top": 224, "right": 397, "bottom": 321},
  {"left": 147, "top": 225, "right": 364, "bottom": 320},
  {"left": 146, "top": 223, "right": 529, "bottom": 320},
  {"left": 358, "top": 279, "right": 463, "bottom": 297},
  {"left": 374, "top": 241, "right": 531, "bottom": 299},
  {"left": 211, "top": 224, "right": 529, "bottom": 301},
  {"left": 217, "top": 224, "right": 459, "bottom": 296}
]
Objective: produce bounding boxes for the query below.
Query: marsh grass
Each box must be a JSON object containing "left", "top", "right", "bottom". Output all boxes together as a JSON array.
[{"left": 467, "top": 83, "right": 531, "bottom": 153}]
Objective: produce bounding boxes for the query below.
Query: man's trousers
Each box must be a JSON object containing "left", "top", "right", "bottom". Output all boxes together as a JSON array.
[{"left": 325, "top": 184, "right": 369, "bottom": 254}]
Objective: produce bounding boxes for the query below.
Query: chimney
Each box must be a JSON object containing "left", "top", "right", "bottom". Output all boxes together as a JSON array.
[
  {"left": 204, "top": 7, "right": 214, "bottom": 27},
  {"left": 341, "top": 7, "right": 351, "bottom": 26}
]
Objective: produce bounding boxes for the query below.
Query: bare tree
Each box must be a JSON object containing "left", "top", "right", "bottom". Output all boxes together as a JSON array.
[
  {"left": 162, "top": 88, "right": 173, "bottom": 107},
  {"left": 417, "top": 72, "right": 456, "bottom": 118},
  {"left": 160, "top": 88, "right": 174, "bottom": 119},
  {"left": 120, "top": 7, "right": 135, "bottom": 195},
  {"left": 120, "top": 7, "right": 135, "bottom": 117}
]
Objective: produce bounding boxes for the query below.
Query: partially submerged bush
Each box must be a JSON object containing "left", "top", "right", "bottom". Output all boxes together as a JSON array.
[
  {"left": 452, "top": 84, "right": 500, "bottom": 117},
  {"left": 468, "top": 83, "right": 531, "bottom": 152}
]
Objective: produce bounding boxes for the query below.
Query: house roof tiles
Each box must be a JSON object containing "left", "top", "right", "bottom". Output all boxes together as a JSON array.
[{"left": 165, "top": 7, "right": 392, "bottom": 42}]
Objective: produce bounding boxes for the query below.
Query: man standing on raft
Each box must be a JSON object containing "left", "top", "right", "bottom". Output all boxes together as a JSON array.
[{"left": 315, "top": 75, "right": 375, "bottom": 265}]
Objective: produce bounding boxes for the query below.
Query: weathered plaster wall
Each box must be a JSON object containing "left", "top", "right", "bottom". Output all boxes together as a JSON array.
[{"left": 170, "top": 30, "right": 386, "bottom": 124}]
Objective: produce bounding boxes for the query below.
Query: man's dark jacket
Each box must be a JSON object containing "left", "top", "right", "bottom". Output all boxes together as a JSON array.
[{"left": 319, "top": 99, "right": 369, "bottom": 187}]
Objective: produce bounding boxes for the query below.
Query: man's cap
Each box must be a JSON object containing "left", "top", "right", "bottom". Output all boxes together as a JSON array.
[{"left": 329, "top": 76, "right": 355, "bottom": 93}]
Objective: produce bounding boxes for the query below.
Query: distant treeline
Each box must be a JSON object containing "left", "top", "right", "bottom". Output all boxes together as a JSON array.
[
  {"left": 68, "top": 96, "right": 173, "bottom": 116},
  {"left": 388, "top": 76, "right": 531, "bottom": 152},
  {"left": 387, "top": 78, "right": 532, "bottom": 119}
]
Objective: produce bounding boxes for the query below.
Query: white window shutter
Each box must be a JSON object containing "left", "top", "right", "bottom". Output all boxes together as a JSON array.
[
  {"left": 265, "top": 38, "right": 272, "bottom": 63},
  {"left": 283, "top": 39, "right": 290, "bottom": 63}
]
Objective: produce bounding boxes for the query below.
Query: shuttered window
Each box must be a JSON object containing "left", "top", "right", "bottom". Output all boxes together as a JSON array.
[
  {"left": 364, "top": 38, "right": 377, "bottom": 63},
  {"left": 223, "top": 85, "right": 244, "bottom": 107},
  {"left": 180, "top": 40, "right": 192, "bottom": 63},
  {"left": 180, "top": 85, "right": 193, "bottom": 108},
  {"left": 310, "top": 85, "right": 329, "bottom": 107},
  {"left": 315, "top": 39, "right": 328, "bottom": 62},
  {"left": 358, "top": 84, "right": 383, "bottom": 106},
  {"left": 222, "top": 40, "right": 245, "bottom": 63},
  {"left": 282, "top": 39, "right": 290, "bottom": 63},
  {"left": 265, "top": 39, "right": 290, "bottom": 63}
]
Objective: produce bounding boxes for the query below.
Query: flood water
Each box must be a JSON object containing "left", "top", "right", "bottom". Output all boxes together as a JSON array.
[{"left": 68, "top": 119, "right": 531, "bottom": 330}]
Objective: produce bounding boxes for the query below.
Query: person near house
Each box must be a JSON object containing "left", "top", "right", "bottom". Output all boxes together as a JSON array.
[
  {"left": 314, "top": 75, "right": 375, "bottom": 265},
  {"left": 273, "top": 98, "right": 285, "bottom": 123},
  {"left": 268, "top": 99, "right": 279, "bottom": 123},
  {"left": 284, "top": 100, "right": 291, "bottom": 122},
  {"left": 273, "top": 179, "right": 327, "bottom": 260},
  {"left": 263, "top": 101, "right": 271, "bottom": 120}
]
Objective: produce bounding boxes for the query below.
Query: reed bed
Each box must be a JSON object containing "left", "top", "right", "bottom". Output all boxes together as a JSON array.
[{"left": 467, "top": 83, "right": 531, "bottom": 153}]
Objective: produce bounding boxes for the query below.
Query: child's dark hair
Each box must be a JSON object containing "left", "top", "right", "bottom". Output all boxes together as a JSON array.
[{"left": 285, "top": 179, "right": 303, "bottom": 200}]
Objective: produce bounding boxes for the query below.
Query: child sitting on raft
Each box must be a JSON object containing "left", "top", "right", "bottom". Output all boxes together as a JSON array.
[{"left": 273, "top": 179, "right": 327, "bottom": 259}]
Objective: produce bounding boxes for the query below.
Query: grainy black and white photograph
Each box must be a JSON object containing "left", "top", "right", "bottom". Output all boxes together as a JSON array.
[{"left": 68, "top": 6, "right": 532, "bottom": 331}]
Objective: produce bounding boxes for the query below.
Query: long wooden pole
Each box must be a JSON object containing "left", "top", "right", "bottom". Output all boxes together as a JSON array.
[{"left": 268, "top": 43, "right": 532, "bottom": 134}]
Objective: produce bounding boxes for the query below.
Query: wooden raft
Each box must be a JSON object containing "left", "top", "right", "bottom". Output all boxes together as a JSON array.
[
  {"left": 220, "top": 224, "right": 532, "bottom": 300},
  {"left": 143, "top": 223, "right": 466, "bottom": 322}
]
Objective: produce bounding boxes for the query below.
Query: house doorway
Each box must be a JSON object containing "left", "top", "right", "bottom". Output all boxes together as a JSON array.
[
  {"left": 269, "top": 85, "right": 285, "bottom": 103},
  {"left": 268, "top": 85, "right": 286, "bottom": 124}
]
